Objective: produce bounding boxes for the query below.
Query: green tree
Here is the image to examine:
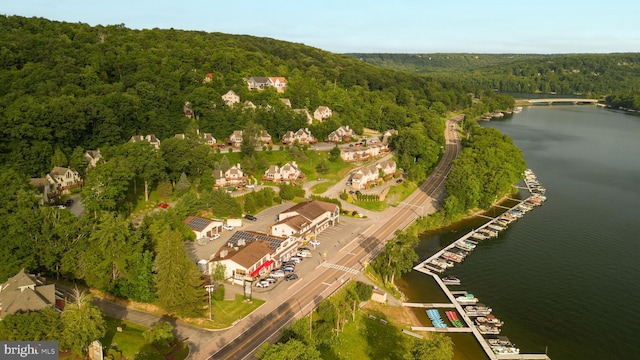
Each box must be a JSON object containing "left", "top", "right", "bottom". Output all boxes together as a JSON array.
[
  {"left": 143, "top": 321, "right": 174, "bottom": 347},
  {"left": 244, "top": 194, "right": 257, "bottom": 214},
  {"left": 328, "top": 145, "right": 341, "bottom": 162},
  {"left": 0, "top": 307, "right": 61, "bottom": 341},
  {"left": 176, "top": 172, "right": 191, "bottom": 193},
  {"left": 154, "top": 227, "right": 204, "bottom": 317},
  {"left": 51, "top": 147, "right": 68, "bottom": 168},
  {"left": 404, "top": 334, "right": 454, "bottom": 360},
  {"left": 60, "top": 289, "right": 107, "bottom": 356},
  {"left": 241, "top": 121, "right": 263, "bottom": 158},
  {"left": 374, "top": 230, "right": 419, "bottom": 284},
  {"left": 256, "top": 339, "right": 322, "bottom": 360}
]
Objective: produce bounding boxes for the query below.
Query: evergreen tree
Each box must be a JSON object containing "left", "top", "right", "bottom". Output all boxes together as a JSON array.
[
  {"left": 176, "top": 172, "right": 191, "bottom": 193},
  {"left": 244, "top": 194, "right": 257, "bottom": 214},
  {"left": 154, "top": 228, "right": 204, "bottom": 317}
]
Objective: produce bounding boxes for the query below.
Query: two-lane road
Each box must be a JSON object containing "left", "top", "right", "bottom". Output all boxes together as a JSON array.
[{"left": 200, "top": 115, "right": 462, "bottom": 359}]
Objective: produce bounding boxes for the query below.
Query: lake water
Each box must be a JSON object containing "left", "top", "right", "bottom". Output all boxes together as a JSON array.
[{"left": 396, "top": 106, "right": 640, "bottom": 360}]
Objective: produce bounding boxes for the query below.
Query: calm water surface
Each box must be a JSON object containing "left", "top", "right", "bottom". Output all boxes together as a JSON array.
[{"left": 397, "top": 106, "right": 640, "bottom": 360}]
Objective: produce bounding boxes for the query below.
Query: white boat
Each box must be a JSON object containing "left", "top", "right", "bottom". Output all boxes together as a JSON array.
[
  {"left": 455, "top": 241, "right": 475, "bottom": 251},
  {"left": 477, "top": 324, "right": 501, "bottom": 335},
  {"left": 492, "top": 345, "right": 520, "bottom": 355},
  {"left": 456, "top": 294, "right": 478, "bottom": 304},
  {"left": 464, "top": 303, "right": 492, "bottom": 316}
]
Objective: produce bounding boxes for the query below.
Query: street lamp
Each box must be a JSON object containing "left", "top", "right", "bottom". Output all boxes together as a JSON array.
[{"left": 205, "top": 285, "right": 215, "bottom": 321}]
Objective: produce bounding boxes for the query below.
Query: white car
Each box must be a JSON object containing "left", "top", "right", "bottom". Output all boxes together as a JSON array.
[
  {"left": 270, "top": 270, "right": 285, "bottom": 278},
  {"left": 309, "top": 239, "right": 320, "bottom": 247},
  {"left": 256, "top": 280, "right": 270, "bottom": 288},
  {"left": 222, "top": 225, "right": 234, "bottom": 231},
  {"left": 211, "top": 233, "right": 221, "bottom": 240},
  {"left": 297, "top": 251, "right": 312, "bottom": 258},
  {"left": 288, "top": 257, "right": 302, "bottom": 264},
  {"left": 246, "top": 184, "right": 255, "bottom": 189}
]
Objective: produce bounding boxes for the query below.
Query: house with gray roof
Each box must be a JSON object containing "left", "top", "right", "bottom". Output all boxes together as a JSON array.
[{"left": 0, "top": 269, "right": 64, "bottom": 318}]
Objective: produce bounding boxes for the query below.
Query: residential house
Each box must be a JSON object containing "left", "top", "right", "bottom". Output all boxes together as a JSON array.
[
  {"left": 258, "top": 130, "right": 272, "bottom": 145},
  {"left": 229, "top": 130, "right": 243, "bottom": 147},
  {"left": 269, "top": 200, "right": 340, "bottom": 241},
  {"left": 0, "top": 269, "right": 65, "bottom": 319},
  {"left": 245, "top": 77, "right": 287, "bottom": 93},
  {"left": 293, "top": 109, "right": 313, "bottom": 124},
  {"left": 203, "top": 72, "right": 213, "bottom": 83},
  {"left": 340, "top": 143, "right": 389, "bottom": 162},
  {"left": 281, "top": 128, "right": 317, "bottom": 145},
  {"left": 175, "top": 133, "right": 186, "bottom": 140},
  {"left": 327, "top": 125, "right": 356, "bottom": 143},
  {"left": 84, "top": 149, "right": 102, "bottom": 168},
  {"left": 350, "top": 160, "right": 397, "bottom": 190},
  {"left": 46, "top": 167, "right": 82, "bottom": 191},
  {"left": 381, "top": 129, "right": 398, "bottom": 144},
  {"left": 243, "top": 100, "right": 256, "bottom": 110},
  {"left": 279, "top": 98, "right": 292, "bottom": 108},
  {"left": 183, "top": 101, "right": 194, "bottom": 118},
  {"left": 202, "top": 132, "right": 216, "bottom": 146},
  {"left": 350, "top": 164, "right": 379, "bottom": 190},
  {"left": 262, "top": 161, "right": 302, "bottom": 183},
  {"left": 184, "top": 216, "right": 223, "bottom": 240},
  {"left": 213, "top": 163, "right": 247, "bottom": 187},
  {"left": 129, "top": 134, "right": 161, "bottom": 149},
  {"left": 268, "top": 77, "right": 287, "bottom": 93},
  {"left": 313, "top": 106, "right": 333, "bottom": 121},
  {"left": 246, "top": 77, "right": 270, "bottom": 90},
  {"left": 222, "top": 90, "right": 240, "bottom": 106}
]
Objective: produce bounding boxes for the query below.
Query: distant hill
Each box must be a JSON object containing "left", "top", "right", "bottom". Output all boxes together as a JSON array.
[{"left": 349, "top": 53, "right": 640, "bottom": 96}]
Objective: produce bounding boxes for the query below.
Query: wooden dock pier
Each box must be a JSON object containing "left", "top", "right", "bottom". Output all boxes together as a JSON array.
[{"left": 409, "top": 170, "right": 550, "bottom": 360}]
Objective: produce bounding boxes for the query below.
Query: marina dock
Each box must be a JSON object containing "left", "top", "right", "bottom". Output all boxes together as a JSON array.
[{"left": 409, "top": 169, "right": 550, "bottom": 360}]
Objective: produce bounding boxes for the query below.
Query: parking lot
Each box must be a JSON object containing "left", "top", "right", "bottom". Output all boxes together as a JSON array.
[{"left": 186, "top": 202, "right": 378, "bottom": 300}]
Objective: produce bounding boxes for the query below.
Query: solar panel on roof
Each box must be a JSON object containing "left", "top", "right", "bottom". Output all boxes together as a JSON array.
[{"left": 187, "top": 217, "right": 211, "bottom": 230}]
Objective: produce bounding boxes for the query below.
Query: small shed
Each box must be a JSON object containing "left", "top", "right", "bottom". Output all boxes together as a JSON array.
[{"left": 371, "top": 289, "right": 387, "bottom": 303}]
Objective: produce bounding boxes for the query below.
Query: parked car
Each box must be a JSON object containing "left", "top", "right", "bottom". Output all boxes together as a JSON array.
[
  {"left": 297, "top": 251, "right": 312, "bottom": 258},
  {"left": 309, "top": 239, "right": 320, "bottom": 247},
  {"left": 245, "top": 214, "right": 257, "bottom": 221},
  {"left": 285, "top": 273, "right": 299, "bottom": 281},
  {"left": 282, "top": 261, "right": 296, "bottom": 268},
  {"left": 256, "top": 280, "right": 270, "bottom": 288},
  {"left": 348, "top": 190, "right": 355, "bottom": 194},
  {"left": 264, "top": 277, "right": 277, "bottom": 284},
  {"left": 281, "top": 266, "right": 295, "bottom": 273},
  {"left": 270, "top": 270, "right": 285, "bottom": 278},
  {"left": 246, "top": 184, "right": 255, "bottom": 189},
  {"left": 298, "top": 247, "right": 311, "bottom": 252},
  {"left": 65, "top": 199, "right": 74, "bottom": 207},
  {"left": 288, "top": 257, "right": 302, "bottom": 264},
  {"left": 210, "top": 233, "right": 221, "bottom": 240},
  {"left": 396, "top": 178, "right": 404, "bottom": 184},
  {"left": 56, "top": 204, "right": 66, "bottom": 209},
  {"left": 158, "top": 202, "right": 169, "bottom": 209},
  {"left": 222, "top": 225, "right": 234, "bottom": 231}
]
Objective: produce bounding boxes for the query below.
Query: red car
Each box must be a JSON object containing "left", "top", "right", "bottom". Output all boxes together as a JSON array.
[{"left": 158, "top": 202, "right": 169, "bottom": 209}]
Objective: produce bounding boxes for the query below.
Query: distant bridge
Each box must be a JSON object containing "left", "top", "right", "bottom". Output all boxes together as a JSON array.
[{"left": 524, "top": 98, "right": 599, "bottom": 105}]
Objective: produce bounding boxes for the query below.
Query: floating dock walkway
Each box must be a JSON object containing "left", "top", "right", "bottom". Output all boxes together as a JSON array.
[{"left": 408, "top": 170, "right": 550, "bottom": 360}]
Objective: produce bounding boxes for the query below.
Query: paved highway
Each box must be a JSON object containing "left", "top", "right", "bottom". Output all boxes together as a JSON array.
[{"left": 198, "top": 115, "right": 463, "bottom": 359}]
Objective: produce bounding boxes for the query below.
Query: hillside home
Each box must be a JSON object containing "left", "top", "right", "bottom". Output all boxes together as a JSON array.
[
  {"left": 183, "top": 101, "right": 194, "bottom": 118},
  {"left": 269, "top": 200, "right": 339, "bottom": 241},
  {"left": 327, "top": 125, "right": 356, "bottom": 143},
  {"left": 313, "top": 106, "right": 333, "bottom": 121},
  {"left": 258, "top": 130, "right": 272, "bottom": 145},
  {"left": 203, "top": 72, "right": 213, "bottom": 83},
  {"left": 229, "top": 130, "right": 243, "bottom": 147},
  {"left": 129, "top": 134, "right": 161, "bottom": 149},
  {"left": 243, "top": 100, "right": 256, "bottom": 110},
  {"left": 222, "top": 90, "right": 240, "bottom": 106},
  {"left": 46, "top": 167, "right": 82, "bottom": 191},
  {"left": 246, "top": 76, "right": 270, "bottom": 90},
  {"left": 279, "top": 98, "right": 292, "bottom": 107},
  {"left": 268, "top": 77, "right": 287, "bottom": 93},
  {"left": 350, "top": 160, "right": 397, "bottom": 190},
  {"left": 213, "top": 163, "right": 247, "bottom": 187},
  {"left": 340, "top": 143, "right": 389, "bottom": 162},
  {"left": 0, "top": 269, "right": 65, "bottom": 319},
  {"left": 262, "top": 161, "right": 302, "bottom": 183},
  {"left": 281, "top": 128, "right": 317, "bottom": 145},
  {"left": 84, "top": 149, "right": 102, "bottom": 168}
]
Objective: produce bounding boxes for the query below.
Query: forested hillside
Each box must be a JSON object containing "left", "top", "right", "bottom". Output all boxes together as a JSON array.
[
  {"left": 0, "top": 15, "right": 498, "bottom": 177},
  {"left": 351, "top": 53, "right": 640, "bottom": 104}
]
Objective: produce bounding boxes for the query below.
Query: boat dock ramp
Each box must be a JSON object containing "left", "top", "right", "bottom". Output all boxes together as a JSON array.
[{"left": 407, "top": 169, "right": 550, "bottom": 360}]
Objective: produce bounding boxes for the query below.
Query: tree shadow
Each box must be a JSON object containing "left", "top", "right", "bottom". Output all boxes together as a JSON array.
[{"left": 361, "top": 309, "right": 407, "bottom": 360}]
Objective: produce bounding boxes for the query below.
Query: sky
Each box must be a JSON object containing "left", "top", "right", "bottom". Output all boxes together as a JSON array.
[{"left": 3, "top": 0, "right": 640, "bottom": 54}]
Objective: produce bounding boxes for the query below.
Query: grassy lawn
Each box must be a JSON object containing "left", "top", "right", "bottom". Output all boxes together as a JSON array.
[
  {"left": 189, "top": 294, "right": 265, "bottom": 330},
  {"left": 60, "top": 317, "right": 188, "bottom": 360},
  {"left": 320, "top": 309, "right": 411, "bottom": 360}
]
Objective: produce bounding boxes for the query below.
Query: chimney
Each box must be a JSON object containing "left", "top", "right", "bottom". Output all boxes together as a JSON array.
[
  {"left": 233, "top": 247, "right": 239, "bottom": 251},
  {"left": 220, "top": 249, "right": 228, "bottom": 258},
  {"left": 238, "top": 239, "right": 246, "bottom": 246}
]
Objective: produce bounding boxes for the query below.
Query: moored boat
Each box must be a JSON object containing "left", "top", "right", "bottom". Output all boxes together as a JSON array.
[
  {"left": 456, "top": 293, "right": 478, "bottom": 304},
  {"left": 492, "top": 345, "right": 520, "bottom": 355},
  {"left": 477, "top": 324, "right": 501, "bottom": 335},
  {"left": 464, "top": 303, "right": 492, "bottom": 316}
]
